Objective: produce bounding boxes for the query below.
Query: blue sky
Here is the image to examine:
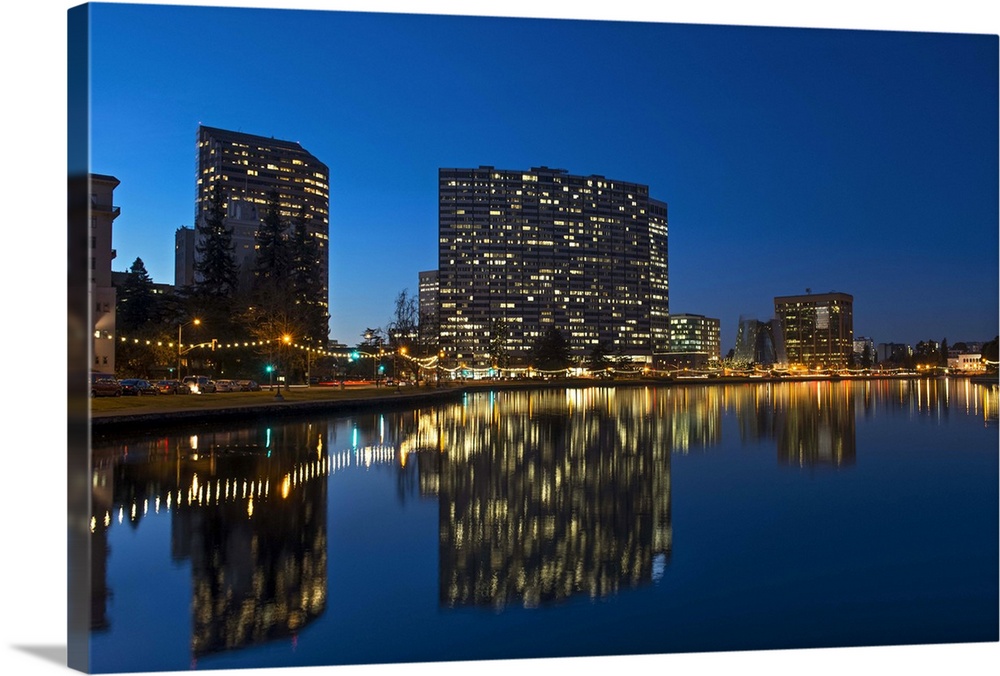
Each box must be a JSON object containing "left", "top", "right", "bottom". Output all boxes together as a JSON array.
[
  {"left": 1, "top": 5, "right": 998, "bottom": 676},
  {"left": 86, "top": 2, "right": 998, "bottom": 350}
]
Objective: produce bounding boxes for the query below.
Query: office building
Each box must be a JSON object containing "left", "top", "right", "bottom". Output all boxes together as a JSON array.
[
  {"left": 90, "top": 173, "right": 120, "bottom": 373},
  {"left": 665, "top": 314, "right": 721, "bottom": 368},
  {"left": 732, "top": 317, "right": 786, "bottom": 367},
  {"left": 438, "top": 166, "right": 668, "bottom": 369},
  {"left": 774, "top": 291, "right": 854, "bottom": 368},
  {"left": 418, "top": 270, "right": 439, "bottom": 344},
  {"left": 190, "top": 125, "right": 330, "bottom": 311}
]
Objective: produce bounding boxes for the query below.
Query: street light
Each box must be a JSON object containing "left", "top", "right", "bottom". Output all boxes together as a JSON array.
[
  {"left": 282, "top": 334, "right": 291, "bottom": 391},
  {"left": 177, "top": 318, "right": 201, "bottom": 379}
]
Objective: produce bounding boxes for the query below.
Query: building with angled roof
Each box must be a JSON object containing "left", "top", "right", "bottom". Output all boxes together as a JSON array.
[{"left": 186, "top": 126, "right": 330, "bottom": 315}]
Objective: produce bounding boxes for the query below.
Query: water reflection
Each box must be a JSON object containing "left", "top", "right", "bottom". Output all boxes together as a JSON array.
[
  {"left": 428, "top": 389, "right": 673, "bottom": 609},
  {"left": 89, "top": 378, "right": 997, "bottom": 661},
  {"left": 92, "top": 424, "right": 332, "bottom": 657}
]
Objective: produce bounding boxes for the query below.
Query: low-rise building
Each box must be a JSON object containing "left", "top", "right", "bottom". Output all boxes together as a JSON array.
[
  {"left": 664, "top": 314, "right": 721, "bottom": 369},
  {"left": 948, "top": 354, "right": 985, "bottom": 372}
]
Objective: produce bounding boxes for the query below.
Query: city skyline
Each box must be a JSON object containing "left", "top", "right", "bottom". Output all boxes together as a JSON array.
[{"left": 85, "top": 3, "right": 998, "bottom": 351}]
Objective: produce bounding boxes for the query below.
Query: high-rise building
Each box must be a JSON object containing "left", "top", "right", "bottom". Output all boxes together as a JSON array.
[
  {"left": 190, "top": 125, "right": 330, "bottom": 311},
  {"left": 418, "top": 270, "right": 439, "bottom": 344},
  {"left": 438, "top": 166, "right": 668, "bottom": 369},
  {"left": 774, "top": 291, "right": 853, "bottom": 367},
  {"left": 174, "top": 226, "right": 196, "bottom": 287},
  {"left": 666, "top": 314, "right": 721, "bottom": 368},
  {"left": 90, "top": 173, "right": 120, "bottom": 373}
]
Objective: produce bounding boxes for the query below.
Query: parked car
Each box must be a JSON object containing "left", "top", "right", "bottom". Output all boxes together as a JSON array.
[
  {"left": 182, "top": 375, "right": 217, "bottom": 394},
  {"left": 91, "top": 373, "right": 122, "bottom": 398},
  {"left": 156, "top": 379, "right": 190, "bottom": 395},
  {"left": 120, "top": 378, "right": 158, "bottom": 396},
  {"left": 214, "top": 379, "right": 238, "bottom": 393},
  {"left": 236, "top": 379, "right": 262, "bottom": 392}
]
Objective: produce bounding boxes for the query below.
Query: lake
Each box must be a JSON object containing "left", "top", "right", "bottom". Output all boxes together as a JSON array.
[{"left": 86, "top": 378, "right": 999, "bottom": 673}]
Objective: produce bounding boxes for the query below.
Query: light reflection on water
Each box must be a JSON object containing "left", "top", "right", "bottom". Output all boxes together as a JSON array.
[{"left": 88, "top": 379, "right": 998, "bottom": 672}]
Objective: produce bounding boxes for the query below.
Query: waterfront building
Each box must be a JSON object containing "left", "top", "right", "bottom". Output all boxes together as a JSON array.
[
  {"left": 438, "top": 166, "right": 669, "bottom": 369},
  {"left": 665, "top": 314, "right": 721, "bottom": 369},
  {"left": 90, "top": 173, "right": 120, "bottom": 373},
  {"left": 732, "top": 317, "right": 786, "bottom": 367},
  {"left": 189, "top": 125, "right": 330, "bottom": 310},
  {"left": 774, "top": 291, "right": 854, "bottom": 368},
  {"left": 948, "top": 353, "right": 985, "bottom": 372}
]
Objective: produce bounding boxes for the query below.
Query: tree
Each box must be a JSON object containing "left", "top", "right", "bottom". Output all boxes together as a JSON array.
[
  {"left": 489, "top": 319, "right": 511, "bottom": 371},
  {"left": 939, "top": 338, "right": 949, "bottom": 366},
  {"left": 983, "top": 336, "right": 999, "bottom": 365},
  {"left": 115, "top": 329, "right": 175, "bottom": 379},
  {"left": 117, "top": 257, "right": 157, "bottom": 332},
  {"left": 531, "top": 326, "right": 571, "bottom": 373},
  {"left": 914, "top": 339, "right": 940, "bottom": 367},
  {"left": 613, "top": 344, "right": 633, "bottom": 370},
  {"left": 361, "top": 327, "right": 386, "bottom": 385},
  {"left": 253, "top": 189, "right": 290, "bottom": 294},
  {"left": 587, "top": 340, "right": 613, "bottom": 375},
  {"left": 861, "top": 342, "right": 875, "bottom": 368},
  {"left": 289, "top": 208, "right": 328, "bottom": 345},
  {"left": 387, "top": 290, "right": 419, "bottom": 379},
  {"left": 194, "top": 184, "right": 240, "bottom": 298}
]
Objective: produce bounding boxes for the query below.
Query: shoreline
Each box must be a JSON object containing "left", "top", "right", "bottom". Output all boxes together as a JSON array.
[{"left": 88, "top": 372, "right": 998, "bottom": 433}]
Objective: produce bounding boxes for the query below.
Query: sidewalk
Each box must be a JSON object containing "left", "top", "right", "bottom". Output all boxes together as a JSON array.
[{"left": 90, "top": 384, "right": 467, "bottom": 430}]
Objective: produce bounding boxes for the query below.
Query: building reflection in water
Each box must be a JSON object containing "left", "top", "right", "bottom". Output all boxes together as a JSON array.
[
  {"left": 88, "top": 378, "right": 993, "bottom": 654},
  {"left": 400, "top": 388, "right": 675, "bottom": 610},
  {"left": 90, "top": 423, "right": 331, "bottom": 658},
  {"left": 773, "top": 383, "right": 856, "bottom": 467}
]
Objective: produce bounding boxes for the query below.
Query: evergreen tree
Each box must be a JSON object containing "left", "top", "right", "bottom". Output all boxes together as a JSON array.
[
  {"left": 118, "top": 257, "right": 157, "bottom": 331},
  {"left": 531, "top": 326, "right": 571, "bottom": 373},
  {"left": 939, "top": 338, "right": 949, "bottom": 366},
  {"left": 488, "top": 318, "right": 510, "bottom": 371},
  {"left": 982, "top": 336, "right": 999, "bottom": 364},
  {"left": 587, "top": 340, "right": 613, "bottom": 375},
  {"left": 862, "top": 342, "right": 875, "bottom": 368},
  {"left": 289, "top": 209, "right": 328, "bottom": 344},
  {"left": 254, "top": 189, "right": 290, "bottom": 292},
  {"left": 194, "top": 184, "right": 240, "bottom": 298}
]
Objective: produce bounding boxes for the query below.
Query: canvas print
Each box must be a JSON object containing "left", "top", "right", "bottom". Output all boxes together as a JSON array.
[{"left": 67, "top": 2, "right": 998, "bottom": 675}]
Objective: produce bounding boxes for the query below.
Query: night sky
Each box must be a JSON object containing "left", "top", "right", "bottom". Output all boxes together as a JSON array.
[
  {"left": 87, "top": 2, "right": 998, "bottom": 351},
  {"left": 0, "top": 5, "right": 997, "bottom": 676}
]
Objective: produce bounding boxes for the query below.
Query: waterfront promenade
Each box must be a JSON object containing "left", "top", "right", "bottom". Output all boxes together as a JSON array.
[{"left": 88, "top": 373, "right": 998, "bottom": 430}]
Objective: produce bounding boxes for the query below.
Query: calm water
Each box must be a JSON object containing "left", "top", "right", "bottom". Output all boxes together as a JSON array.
[{"left": 87, "top": 379, "right": 999, "bottom": 673}]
